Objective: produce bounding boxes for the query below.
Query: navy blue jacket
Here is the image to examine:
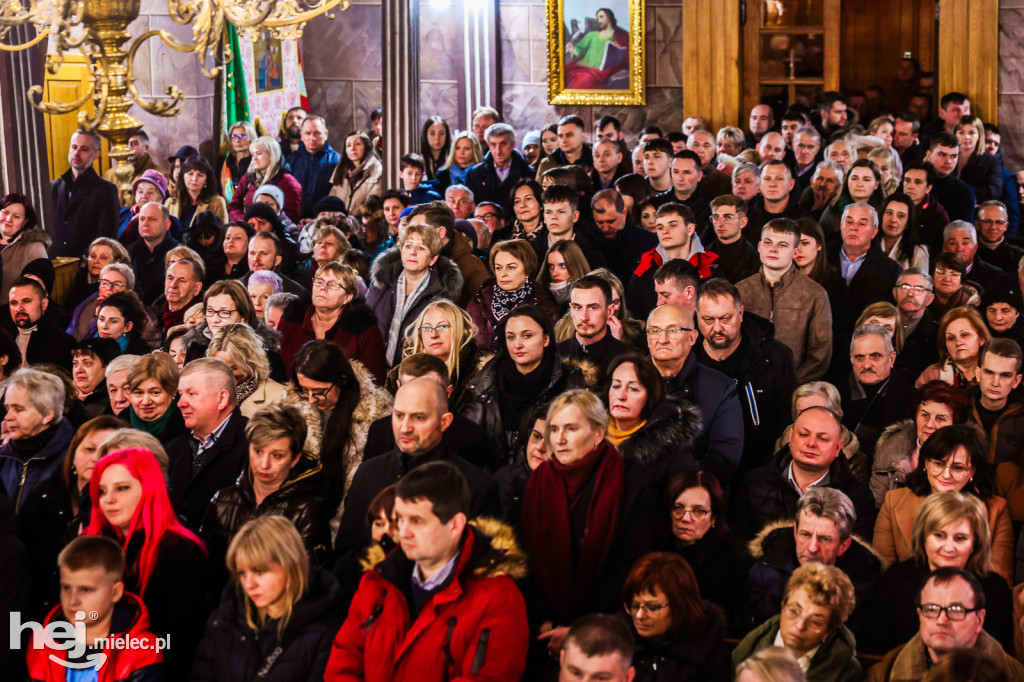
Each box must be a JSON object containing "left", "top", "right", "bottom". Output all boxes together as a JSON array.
[
  {"left": 287, "top": 142, "right": 341, "bottom": 219},
  {"left": 465, "top": 150, "right": 536, "bottom": 216},
  {"left": 931, "top": 172, "right": 977, "bottom": 222},
  {"left": 0, "top": 420, "right": 74, "bottom": 513},
  {"left": 600, "top": 219, "right": 658, "bottom": 285}
]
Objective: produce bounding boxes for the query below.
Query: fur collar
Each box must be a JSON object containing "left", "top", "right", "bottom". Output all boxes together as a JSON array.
[
  {"left": 873, "top": 420, "right": 916, "bottom": 469},
  {"left": 560, "top": 354, "right": 601, "bottom": 389},
  {"left": 12, "top": 225, "right": 52, "bottom": 248},
  {"left": 181, "top": 318, "right": 281, "bottom": 353},
  {"left": 618, "top": 401, "right": 703, "bottom": 467},
  {"left": 369, "top": 245, "right": 465, "bottom": 304},
  {"left": 748, "top": 519, "right": 886, "bottom": 569}
]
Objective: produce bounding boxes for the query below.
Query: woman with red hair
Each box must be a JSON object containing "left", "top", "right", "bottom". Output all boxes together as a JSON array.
[{"left": 87, "top": 447, "right": 212, "bottom": 679}]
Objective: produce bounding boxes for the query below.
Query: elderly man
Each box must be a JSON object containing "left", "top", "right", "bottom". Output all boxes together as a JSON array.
[
  {"left": 287, "top": 115, "right": 340, "bottom": 219},
  {"left": 734, "top": 405, "right": 876, "bottom": 539},
  {"left": 50, "top": 129, "right": 120, "bottom": 257},
  {"left": 130, "top": 202, "right": 180, "bottom": 305},
  {"left": 166, "top": 358, "right": 249, "bottom": 531},
  {"left": 842, "top": 323, "right": 915, "bottom": 458},
  {"left": 803, "top": 160, "right": 843, "bottom": 221},
  {"left": 444, "top": 184, "right": 475, "bottom": 220},
  {"left": 747, "top": 488, "right": 882, "bottom": 631},
  {"left": 465, "top": 123, "right": 534, "bottom": 215},
  {"left": 942, "top": 219, "right": 1001, "bottom": 291},
  {"left": 688, "top": 129, "right": 731, "bottom": 197},
  {"left": 892, "top": 268, "right": 939, "bottom": 382},
  {"left": 793, "top": 126, "right": 823, "bottom": 187},
  {"left": 103, "top": 130, "right": 167, "bottom": 193},
  {"left": 867, "top": 568, "right": 1024, "bottom": 681},
  {"left": 731, "top": 163, "right": 761, "bottom": 202},
  {"left": 148, "top": 258, "right": 203, "bottom": 341},
  {"left": 743, "top": 160, "right": 811, "bottom": 243},
  {"left": 828, "top": 202, "right": 902, "bottom": 326},
  {"left": 592, "top": 189, "right": 657, "bottom": 283},
  {"left": 7, "top": 277, "right": 75, "bottom": 371},
  {"left": 647, "top": 303, "right": 743, "bottom": 486},
  {"left": 976, "top": 200, "right": 1024, "bottom": 273},
  {"left": 333, "top": 377, "right": 499, "bottom": 558}
]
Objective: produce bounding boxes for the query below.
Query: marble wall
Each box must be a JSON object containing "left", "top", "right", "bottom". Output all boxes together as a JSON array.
[{"left": 999, "top": 0, "right": 1024, "bottom": 171}]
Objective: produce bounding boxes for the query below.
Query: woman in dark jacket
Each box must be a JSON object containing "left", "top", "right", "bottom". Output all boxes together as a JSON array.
[
  {"left": 201, "top": 403, "right": 331, "bottom": 577},
  {"left": 96, "top": 290, "right": 150, "bottom": 355},
  {"left": 623, "top": 552, "right": 731, "bottom": 682},
  {"left": 467, "top": 238, "right": 559, "bottom": 352},
  {"left": 955, "top": 116, "right": 1003, "bottom": 203},
  {"left": 192, "top": 516, "right": 341, "bottom": 682},
  {"left": 464, "top": 305, "right": 586, "bottom": 462},
  {"left": 494, "top": 411, "right": 550, "bottom": 524}
]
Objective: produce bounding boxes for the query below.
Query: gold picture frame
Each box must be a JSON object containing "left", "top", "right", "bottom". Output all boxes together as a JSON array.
[{"left": 546, "top": 0, "right": 645, "bottom": 106}]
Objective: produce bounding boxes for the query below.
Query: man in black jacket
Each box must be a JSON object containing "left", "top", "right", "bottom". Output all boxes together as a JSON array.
[
  {"left": 742, "top": 161, "right": 811, "bottom": 244},
  {"left": 827, "top": 202, "right": 902, "bottom": 327},
  {"left": 942, "top": 220, "right": 1003, "bottom": 291},
  {"left": 49, "top": 130, "right": 120, "bottom": 258},
  {"left": 893, "top": 268, "right": 939, "bottom": 383},
  {"left": 166, "top": 358, "right": 249, "bottom": 531},
  {"left": 707, "top": 195, "right": 760, "bottom": 283},
  {"left": 593, "top": 189, "right": 657, "bottom": 284},
  {"left": 465, "top": 123, "right": 535, "bottom": 216},
  {"left": 694, "top": 279, "right": 798, "bottom": 481},
  {"left": 732, "top": 405, "right": 876, "bottom": 539},
  {"left": 558, "top": 276, "right": 629, "bottom": 386},
  {"left": 334, "top": 377, "right": 499, "bottom": 559},
  {"left": 6, "top": 277, "right": 75, "bottom": 372},
  {"left": 129, "top": 202, "right": 179, "bottom": 305}
]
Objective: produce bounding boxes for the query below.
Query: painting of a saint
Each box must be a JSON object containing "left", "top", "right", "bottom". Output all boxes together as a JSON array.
[
  {"left": 564, "top": 7, "right": 629, "bottom": 90},
  {"left": 253, "top": 30, "right": 283, "bottom": 93}
]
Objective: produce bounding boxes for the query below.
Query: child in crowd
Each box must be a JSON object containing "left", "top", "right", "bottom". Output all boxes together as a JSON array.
[{"left": 399, "top": 154, "right": 442, "bottom": 205}]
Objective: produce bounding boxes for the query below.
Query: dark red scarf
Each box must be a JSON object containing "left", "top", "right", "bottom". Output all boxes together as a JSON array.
[{"left": 521, "top": 440, "right": 624, "bottom": 621}]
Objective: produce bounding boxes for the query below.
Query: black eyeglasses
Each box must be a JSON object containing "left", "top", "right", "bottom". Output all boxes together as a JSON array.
[{"left": 918, "top": 603, "right": 980, "bottom": 621}]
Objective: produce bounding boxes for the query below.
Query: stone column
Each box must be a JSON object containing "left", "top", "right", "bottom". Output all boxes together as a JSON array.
[{"left": 382, "top": 0, "right": 420, "bottom": 189}]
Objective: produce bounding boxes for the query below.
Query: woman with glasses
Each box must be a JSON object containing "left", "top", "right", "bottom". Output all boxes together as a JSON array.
[
  {"left": 916, "top": 306, "right": 990, "bottom": 390},
  {"left": 929, "top": 253, "right": 980, "bottom": 319},
  {"left": 281, "top": 340, "right": 393, "bottom": 522},
  {"left": 218, "top": 121, "right": 257, "bottom": 200},
  {"left": 68, "top": 262, "right": 135, "bottom": 341},
  {"left": 276, "top": 261, "right": 387, "bottom": 385},
  {"left": 621, "top": 552, "right": 730, "bottom": 682},
  {"left": 66, "top": 237, "right": 131, "bottom": 311},
  {"left": 862, "top": 491, "right": 1012, "bottom": 654},
  {"left": 390, "top": 299, "right": 486, "bottom": 413},
  {"left": 732, "top": 563, "right": 860, "bottom": 682},
  {"left": 873, "top": 424, "right": 1013, "bottom": 582}
]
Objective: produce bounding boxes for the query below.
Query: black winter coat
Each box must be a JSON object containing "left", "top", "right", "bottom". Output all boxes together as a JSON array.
[
  {"left": 363, "top": 412, "right": 498, "bottom": 471},
  {"left": 190, "top": 567, "right": 342, "bottom": 682},
  {"left": 617, "top": 400, "right": 701, "bottom": 494},
  {"left": 465, "top": 150, "right": 536, "bottom": 215},
  {"left": 0, "top": 494, "right": 30, "bottom": 678},
  {"left": 894, "top": 310, "right": 939, "bottom": 384},
  {"left": 49, "top": 166, "right": 119, "bottom": 258},
  {"left": 631, "top": 603, "right": 732, "bottom": 682},
  {"left": 660, "top": 531, "right": 750, "bottom": 637}
]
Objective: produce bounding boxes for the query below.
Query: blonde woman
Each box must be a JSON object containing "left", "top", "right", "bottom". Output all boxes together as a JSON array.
[
  {"left": 954, "top": 115, "right": 1003, "bottom": 202},
  {"left": 191, "top": 516, "right": 341, "bottom": 681},
  {"left": 228, "top": 135, "right": 302, "bottom": 222},
  {"left": 437, "top": 130, "right": 483, "bottom": 190},
  {"left": 207, "top": 323, "right": 287, "bottom": 418}
]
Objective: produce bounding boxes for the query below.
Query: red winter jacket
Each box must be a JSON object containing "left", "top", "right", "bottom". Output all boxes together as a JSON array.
[
  {"left": 324, "top": 520, "right": 529, "bottom": 682},
  {"left": 228, "top": 169, "right": 303, "bottom": 223},
  {"left": 27, "top": 592, "right": 165, "bottom": 682}
]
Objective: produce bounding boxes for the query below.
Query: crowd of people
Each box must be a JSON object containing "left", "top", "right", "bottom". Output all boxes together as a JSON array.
[{"left": 5, "top": 84, "right": 1024, "bottom": 681}]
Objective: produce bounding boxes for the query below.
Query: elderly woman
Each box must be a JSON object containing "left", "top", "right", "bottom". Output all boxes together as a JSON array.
[
  {"left": 981, "top": 278, "right": 1024, "bottom": 347},
  {"left": 874, "top": 424, "right": 1014, "bottom": 582},
  {"left": 929, "top": 253, "right": 980, "bottom": 319},
  {"left": 104, "top": 354, "right": 140, "bottom": 416},
  {"left": 879, "top": 192, "right": 928, "bottom": 270},
  {"left": 0, "top": 368, "right": 75, "bottom": 511},
  {"left": 659, "top": 470, "right": 749, "bottom": 635},
  {"left": 329, "top": 131, "right": 383, "bottom": 214},
  {"left": 390, "top": 299, "right": 487, "bottom": 413},
  {"left": 227, "top": 135, "right": 302, "bottom": 223},
  {"left": 871, "top": 381, "right": 971, "bottom": 506},
  {"left": 732, "top": 564, "right": 860, "bottom": 682},
  {"left": 66, "top": 237, "right": 131, "bottom": 311},
  {"left": 467, "top": 239, "right": 559, "bottom": 351},
  {"left": 862, "top": 491, "right": 1013, "bottom": 654},
  {"left": 201, "top": 404, "right": 330, "bottom": 571},
  {"left": 96, "top": 290, "right": 149, "bottom": 354},
  {"left": 276, "top": 261, "right": 387, "bottom": 384},
  {"left": 294, "top": 222, "right": 350, "bottom": 287},
  {"left": 604, "top": 352, "right": 700, "bottom": 485},
  {"left": 622, "top": 552, "right": 730, "bottom": 682},
  {"left": 68, "top": 262, "right": 135, "bottom": 341},
  {"left": 207, "top": 323, "right": 286, "bottom": 418},
  {"left": 247, "top": 270, "right": 283, "bottom": 321},
  {"left": 735, "top": 648, "right": 806, "bottom": 682},
  {"left": 465, "top": 305, "right": 586, "bottom": 462},
  {"left": 0, "top": 193, "right": 51, "bottom": 295},
  {"left": 954, "top": 115, "right": 1003, "bottom": 203},
  {"left": 917, "top": 306, "right": 990, "bottom": 389},
  {"left": 71, "top": 337, "right": 122, "bottom": 418},
  {"left": 126, "top": 351, "right": 187, "bottom": 444},
  {"left": 166, "top": 156, "right": 228, "bottom": 229},
  {"left": 521, "top": 390, "right": 655, "bottom": 655}
]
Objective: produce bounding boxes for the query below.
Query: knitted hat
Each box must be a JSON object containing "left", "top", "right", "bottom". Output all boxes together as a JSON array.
[
  {"left": 522, "top": 130, "right": 541, "bottom": 148},
  {"left": 21, "top": 257, "right": 55, "bottom": 293},
  {"left": 981, "top": 276, "right": 1024, "bottom": 313},
  {"left": 132, "top": 169, "right": 168, "bottom": 199},
  {"left": 312, "top": 195, "right": 349, "bottom": 216},
  {"left": 73, "top": 337, "right": 121, "bottom": 366},
  {"left": 253, "top": 184, "right": 286, "bottom": 210}
]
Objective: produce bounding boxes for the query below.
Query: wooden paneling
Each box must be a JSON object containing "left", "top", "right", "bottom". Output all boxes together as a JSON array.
[
  {"left": 839, "top": 0, "right": 936, "bottom": 95},
  {"left": 938, "top": 0, "right": 999, "bottom": 123},
  {"left": 682, "top": 0, "right": 741, "bottom": 132}
]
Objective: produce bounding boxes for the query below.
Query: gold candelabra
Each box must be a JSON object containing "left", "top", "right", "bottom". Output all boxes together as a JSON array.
[{"left": 0, "top": 0, "right": 347, "bottom": 201}]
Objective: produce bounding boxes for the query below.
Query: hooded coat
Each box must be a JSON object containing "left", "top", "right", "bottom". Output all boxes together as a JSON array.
[
  {"left": 616, "top": 399, "right": 702, "bottom": 493},
  {"left": 731, "top": 614, "right": 863, "bottom": 682},
  {"left": 324, "top": 519, "right": 530, "bottom": 682},
  {"left": 869, "top": 420, "right": 916, "bottom": 507}
]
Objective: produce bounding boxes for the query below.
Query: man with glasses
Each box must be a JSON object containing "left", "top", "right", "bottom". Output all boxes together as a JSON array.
[
  {"left": 892, "top": 268, "right": 939, "bottom": 382},
  {"left": 976, "top": 200, "right": 1023, "bottom": 273},
  {"left": 706, "top": 195, "right": 759, "bottom": 283},
  {"left": 747, "top": 488, "right": 881, "bottom": 632},
  {"left": 867, "top": 567, "right": 1024, "bottom": 680},
  {"left": 646, "top": 303, "right": 742, "bottom": 486}
]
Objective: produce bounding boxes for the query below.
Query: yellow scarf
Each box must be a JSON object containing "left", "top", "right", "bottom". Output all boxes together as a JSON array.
[{"left": 607, "top": 420, "right": 647, "bottom": 446}]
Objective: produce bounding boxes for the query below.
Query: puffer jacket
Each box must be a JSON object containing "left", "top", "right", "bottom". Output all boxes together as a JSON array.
[
  {"left": 201, "top": 463, "right": 331, "bottom": 568},
  {"left": 617, "top": 399, "right": 701, "bottom": 493},
  {"left": 190, "top": 567, "right": 342, "bottom": 682},
  {"left": 330, "top": 156, "right": 384, "bottom": 214},
  {"left": 1, "top": 224, "right": 51, "bottom": 295},
  {"left": 27, "top": 593, "right": 165, "bottom": 682},
  {"left": 324, "top": 519, "right": 530, "bottom": 682},
  {"left": 735, "top": 265, "right": 833, "bottom": 382},
  {"left": 466, "top": 279, "right": 560, "bottom": 352},
  {"left": 731, "top": 614, "right": 863, "bottom": 682},
  {"left": 463, "top": 351, "right": 589, "bottom": 463},
  {"left": 869, "top": 420, "right": 916, "bottom": 507}
]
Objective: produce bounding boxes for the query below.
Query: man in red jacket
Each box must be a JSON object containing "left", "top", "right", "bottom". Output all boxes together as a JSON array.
[{"left": 325, "top": 461, "right": 529, "bottom": 681}]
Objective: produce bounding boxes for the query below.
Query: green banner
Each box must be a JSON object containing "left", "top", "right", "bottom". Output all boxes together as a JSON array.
[{"left": 224, "top": 23, "right": 250, "bottom": 128}]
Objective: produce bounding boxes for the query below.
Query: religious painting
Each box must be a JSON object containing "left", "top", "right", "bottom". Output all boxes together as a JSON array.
[
  {"left": 547, "top": 0, "right": 645, "bottom": 106},
  {"left": 252, "top": 29, "right": 283, "bottom": 93}
]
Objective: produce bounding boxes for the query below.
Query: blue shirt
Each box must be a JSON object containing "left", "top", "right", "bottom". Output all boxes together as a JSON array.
[{"left": 839, "top": 248, "right": 867, "bottom": 283}]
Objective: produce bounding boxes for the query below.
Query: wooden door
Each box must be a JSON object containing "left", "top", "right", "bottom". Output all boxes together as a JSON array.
[
  {"left": 839, "top": 0, "right": 936, "bottom": 96},
  {"left": 41, "top": 55, "right": 110, "bottom": 181}
]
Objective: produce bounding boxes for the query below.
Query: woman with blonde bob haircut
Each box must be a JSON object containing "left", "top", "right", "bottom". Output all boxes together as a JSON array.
[
  {"left": 394, "top": 299, "right": 486, "bottom": 412},
  {"left": 191, "top": 515, "right": 341, "bottom": 681},
  {"left": 127, "top": 351, "right": 187, "bottom": 443},
  {"left": 207, "top": 322, "right": 287, "bottom": 417},
  {"left": 862, "top": 490, "right": 1013, "bottom": 654}
]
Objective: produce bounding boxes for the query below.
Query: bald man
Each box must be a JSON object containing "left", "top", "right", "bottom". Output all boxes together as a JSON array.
[
  {"left": 333, "top": 377, "right": 500, "bottom": 558},
  {"left": 647, "top": 304, "right": 744, "bottom": 486},
  {"left": 166, "top": 357, "right": 248, "bottom": 531}
]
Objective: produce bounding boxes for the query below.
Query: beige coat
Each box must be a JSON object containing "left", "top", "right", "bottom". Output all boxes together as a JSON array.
[
  {"left": 239, "top": 378, "right": 287, "bottom": 418},
  {"left": 1, "top": 225, "right": 51, "bottom": 295},
  {"left": 330, "top": 156, "right": 383, "bottom": 213},
  {"left": 867, "top": 631, "right": 1024, "bottom": 682}
]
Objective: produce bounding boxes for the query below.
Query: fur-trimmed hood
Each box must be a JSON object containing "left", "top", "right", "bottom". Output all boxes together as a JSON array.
[
  {"left": 360, "top": 517, "right": 528, "bottom": 581},
  {"left": 368, "top": 245, "right": 464, "bottom": 304},
  {"left": 12, "top": 224, "right": 52, "bottom": 248},
  {"left": 560, "top": 353, "right": 601, "bottom": 390},
  {"left": 873, "top": 419, "right": 916, "bottom": 471},
  {"left": 748, "top": 519, "right": 886, "bottom": 570},
  {"left": 618, "top": 400, "right": 703, "bottom": 468},
  {"left": 181, "top": 318, "right": 282, "bottom": 355}
]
